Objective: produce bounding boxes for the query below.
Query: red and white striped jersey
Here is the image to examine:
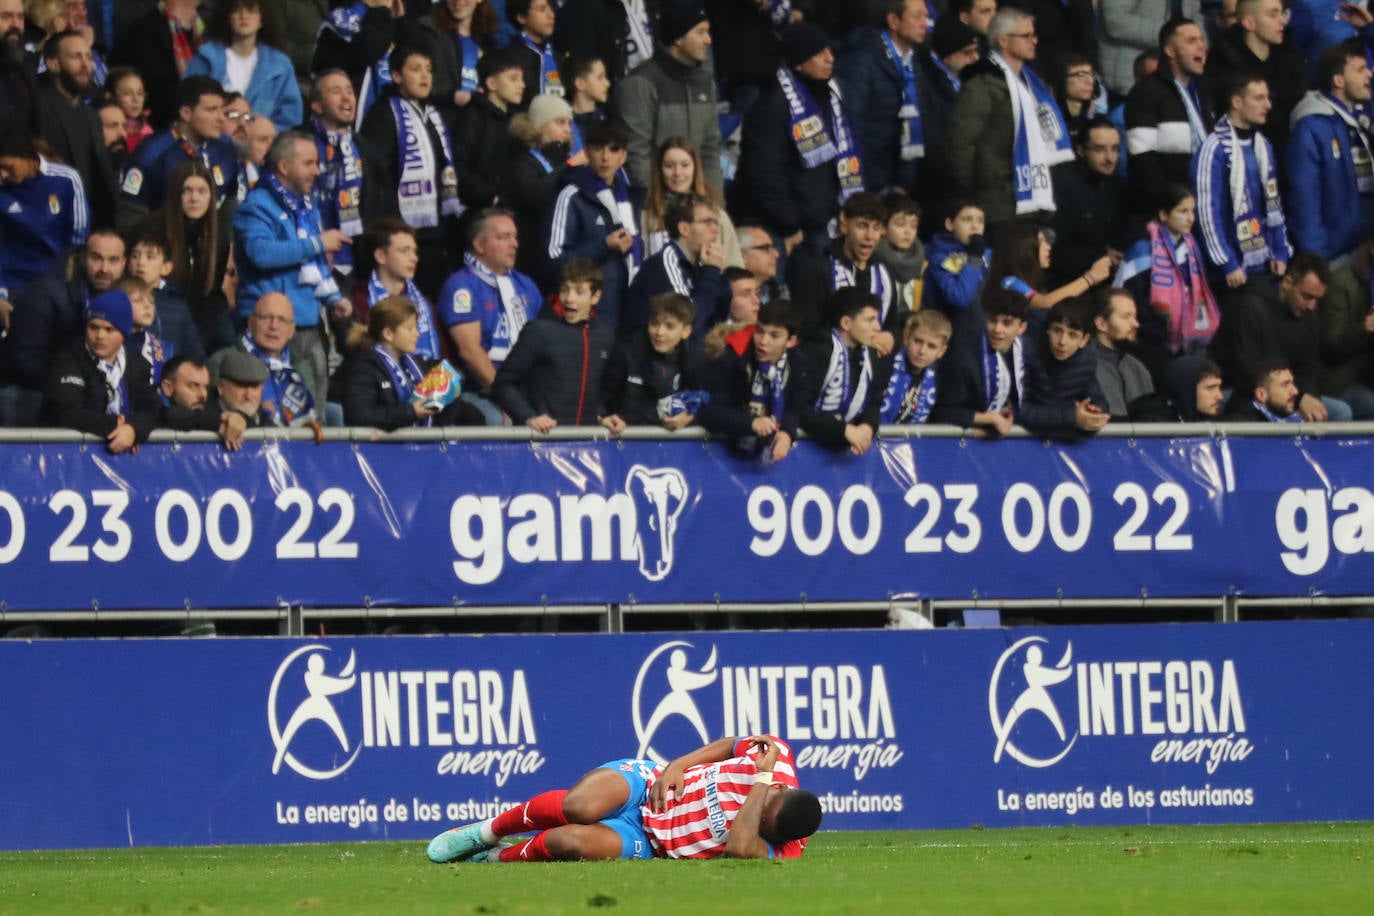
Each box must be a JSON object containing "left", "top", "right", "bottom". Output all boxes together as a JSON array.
[{"left": 641, "top": 736, "right": 807, "bottom": 860}]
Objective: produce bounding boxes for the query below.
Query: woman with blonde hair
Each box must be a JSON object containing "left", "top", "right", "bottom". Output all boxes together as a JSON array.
[{"left": 640, "top": 136, "right": 743, "bottom": 267}]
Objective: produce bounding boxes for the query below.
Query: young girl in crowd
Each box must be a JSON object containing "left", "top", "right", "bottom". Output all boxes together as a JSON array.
[
  {"left": 342, "top": 296, "right": 482, "bottom": 429},
  {"left": 148, "top": 161, "right": 235, "bottom": 354},
  {"left": 108, "top": 67, "right": 153, "bottom": 153},
  {"left": 1115, "top": 183, "right": 1221, "bottom": 380},
  {"left": 640, "top": 137, "right": 743, "bottom": 267}
]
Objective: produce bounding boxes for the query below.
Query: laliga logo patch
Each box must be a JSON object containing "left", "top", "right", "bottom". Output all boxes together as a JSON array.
[
  {"left": 624, "top": 465, "right": 688, "bottom": 581},
  {"left": 268, "top": 645, "right": 363, "bottom": 780},
  {"left": 988, "top": 637, "right": 1078, "bottom": 768},
  {"left": 632, "top": 640, "right": 718, "bottom": 764}
]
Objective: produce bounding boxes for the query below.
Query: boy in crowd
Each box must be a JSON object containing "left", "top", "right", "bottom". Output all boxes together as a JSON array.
[
  {"left": 800, "top": 288, "right": 890, "bottom": 455},
  {"left": 880, "top": 310, "right": 951, "bottom": 425},
  {"left": 126, "top": 231, "right": 203, "bottom": 363},
  {"left": 121, "top": 275, "right": 168, "bottom": 385},
  {"left": 922, "top": 200, "right": 987, "bottom": 346},
  {"left": 789, "top": 192, "right": 903, "bottom": 348},
  {"left": 44, "top": 288, "right": 158, "bottom": 452},
  {"left": 1038, "top": 298, "right": 1110, "bottom": 429},
  {"left": 546, "top": 119, "right": 642, "bottom": 331},
  {"left": 932, "top": 287, "right": 1096, "bottom": 437},
  {"left": 697, "top": 299, "right": 807, "bottom": 463},
  {"left": 600, "top": 292, "right": 704, "bottom": 433},
  {"left": 874, "top": 193, "right": 925, "bottom": 312},
  {"left": 492, "top": 259, "right": 614, "bottom": 431},
  {"left": 723, "top": 266, "right": 761, "bottom": 326}
]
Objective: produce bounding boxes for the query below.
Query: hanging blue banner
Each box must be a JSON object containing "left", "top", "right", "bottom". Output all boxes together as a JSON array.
[
  {"left": 0, "top": 435, "right": 1372, "bottom": 610},
  {"left": 1, "top": 621, "right": 1371, "bottom": 850}
]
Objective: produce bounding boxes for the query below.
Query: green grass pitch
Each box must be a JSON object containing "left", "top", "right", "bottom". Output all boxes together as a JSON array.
[{"left": 1, "top": 824, "right": 1370, "bottom": 913}]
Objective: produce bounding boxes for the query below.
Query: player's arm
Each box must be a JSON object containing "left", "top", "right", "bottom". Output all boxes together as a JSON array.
[
  {"left": 647, "top": 736, "right": 740, "bottom": 812},
  {"left": 722, "top": 738, "right": 782, "bottom": 859}
]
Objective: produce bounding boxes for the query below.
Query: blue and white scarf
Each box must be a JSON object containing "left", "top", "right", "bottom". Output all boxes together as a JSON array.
[
  {"left": 1176, "top": 78, "right": 1207, "bottom": 151},
  {"left": 91, "top": 345, "right": 127, "bottom": 416},
  {"left": 262, "top": 172, "right": 341, "bottom": 308},
  {"left": 933, "top": 56, "right": 962, "bottom": 93},
  {"left": 593, "top": 171, "right": 643, "bottom": 280},
  {"left": 311, "top": 117, "right": 364, "bottom": 272},
  {"left": 749, "top": 353, "right": 790, "bottom": 421},
  {"left": 980, "top": 334, "right": 1025, "bottom": 412},
  {"left": 368, "top": 271, "right": 440, "bottom": 360},
  {"left": 391, "top": 95, "right": 462, "bottom": 228},
  {"left": 320, "top": 2, "right": 391, "bottom": 129},
  {"left": 814, "top": 331, "right": 873, "bottom": 421},
  {"left": 762, "top": 0, "right": 792, "bottom": 29},
  {"left": 880, "top": 351, "right": 936, "bottom": 424},
  {"left": 881, "top": 31, "right": 923, "bottom": 160},
  {"left": 1253, "top": 400, "right": 1302, "bottom": 423},
  {"left": 521, "top": 34, "right": 563, "bottom": 96},
  {"left": 992, "top": 52, "right": 1071, "bottom": 215},
  {"left": 830, "top": 256, "right": 893, "bottom": 323},
  {"left": 463, "top": 252, "right": 530, "bottom": 363},
  {"left": 1213, "top": 115, "right": 1284, "bottom": 270},
  {"left": 623, "top": 0, "right": 653, "bottom": 70},
  {"left": 373, "top": 343, "right": 431, "bottom": 427},
  {"left": 241, "top": 334, "right": 316, "bottom": 426},
  {"left": 777, "top": 66, "right": 865, "bottom": 202}
]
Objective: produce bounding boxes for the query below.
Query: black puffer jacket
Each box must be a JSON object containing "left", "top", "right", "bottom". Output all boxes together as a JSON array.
[{"left": 492, "top": 313, "right": 615, "bottom": 425}]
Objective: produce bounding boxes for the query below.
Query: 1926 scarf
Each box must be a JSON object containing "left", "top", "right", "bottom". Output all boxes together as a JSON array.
[{"left": 991, "top": 52, "right": 1071, "bottom": 214}]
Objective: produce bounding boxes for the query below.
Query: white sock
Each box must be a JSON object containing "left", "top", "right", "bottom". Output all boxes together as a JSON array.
[{"left": 478, "top": 820, "right": 498, "bottom": 845}]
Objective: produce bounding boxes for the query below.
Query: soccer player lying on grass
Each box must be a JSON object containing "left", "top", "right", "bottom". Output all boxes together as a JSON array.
[{"left": 426, "top": 735, "right": 822, "bottom": 862}]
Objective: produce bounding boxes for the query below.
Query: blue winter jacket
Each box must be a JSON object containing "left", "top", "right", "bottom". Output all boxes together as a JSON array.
[
  {"left": 185, "top": 42, "right": 304, "bottom": 132},
  {"left": 1285, "top": 91, "right": 1374, "bottom": 263},
  {"left": 232, "top": 184, "right": 331, "bottom": 327}
]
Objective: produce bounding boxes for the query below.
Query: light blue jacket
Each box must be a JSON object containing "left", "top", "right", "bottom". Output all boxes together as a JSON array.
[
  {"left": 232, "top": 185, "right": 331, "bottom": 327},
  {"left": 185, "top": 42, "right": 303, "bottom": 132}
]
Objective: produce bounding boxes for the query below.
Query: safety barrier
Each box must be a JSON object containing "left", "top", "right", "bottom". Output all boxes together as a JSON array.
[{"left": 1, "top": 422, "right": 1371, "bottom": 632}]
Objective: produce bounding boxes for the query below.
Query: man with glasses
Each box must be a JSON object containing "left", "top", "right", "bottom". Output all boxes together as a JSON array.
[
  {"left": 946, "top": 8, "right": 1072, "bottom": 231},
  {"left": 624, "top": 193, "right": 729, "bottom": 335},
  {"left": 1049, "top": 117, "right": 1128, "bottom": 287},
  {"left": 209, "top": 292, "right": 319, "bottom": 427},
  {"left": 1207, "top": 0, "right": 1307, "bottom": 159},
  {"left": 738, "top": 225, "right": 789, "bottom": 305}
]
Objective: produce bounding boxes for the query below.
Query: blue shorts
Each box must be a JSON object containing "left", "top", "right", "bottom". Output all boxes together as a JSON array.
[{"left": 595, "top": 758, "right": 656, "bottom": 860}]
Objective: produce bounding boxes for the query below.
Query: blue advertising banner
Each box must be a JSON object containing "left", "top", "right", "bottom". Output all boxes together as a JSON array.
[
  {"left": 0, "top": 436, "right": 1373, "bottom": 610},
  {"left": 1, "top": 622, "right": 1371, "bottom": 850}
]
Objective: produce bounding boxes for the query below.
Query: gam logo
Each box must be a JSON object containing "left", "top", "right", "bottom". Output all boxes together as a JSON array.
[
  {"left": 449, "top": 464, "right": 690, "bottom": 585},
  {"left": 268, "top": 645, "right": 362, "bottom": 780},
  {"left": 987, "top": 637, "right": 1078, "bottom": 768}
]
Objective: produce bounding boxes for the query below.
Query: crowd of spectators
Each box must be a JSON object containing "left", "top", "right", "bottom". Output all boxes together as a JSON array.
[{"left": 2, "top": 0, "right": 1373, "bottom": 457}]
